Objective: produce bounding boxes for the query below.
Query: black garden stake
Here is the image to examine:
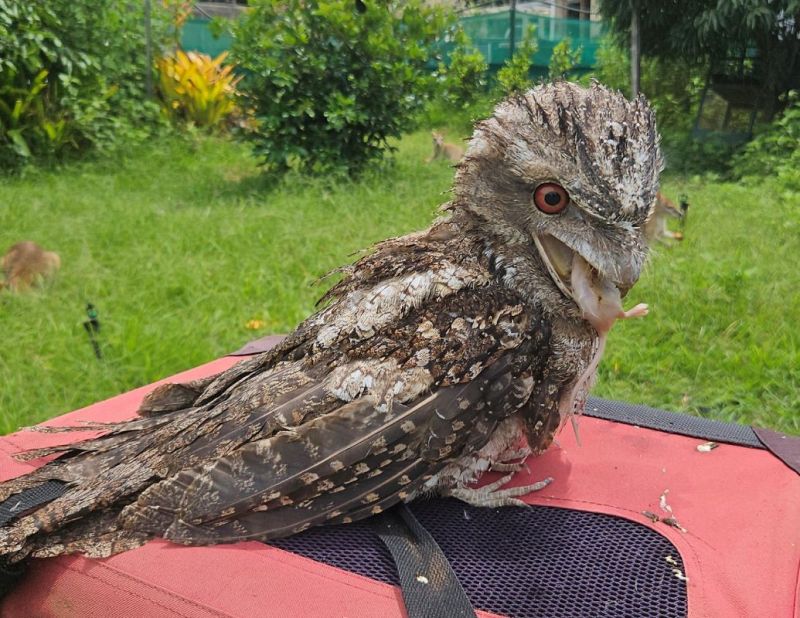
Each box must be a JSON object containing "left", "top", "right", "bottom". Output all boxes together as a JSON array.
[
  {"left": 83, "top": 303, "right": 102, "bottom": 360},
  {"left": 679, "top": 194, "right": 689, "bottom": 232}
]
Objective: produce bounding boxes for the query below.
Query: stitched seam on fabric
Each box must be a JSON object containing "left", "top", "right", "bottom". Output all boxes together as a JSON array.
[
  {"left": 0, "top": 441, "right": 21, "bottom": 457},
  {"left": 532, "top": 495, "right": 711, "bottom": 552},
  {"left": 0, "top": 435, "right": 31, "bottom": 455},
  {"left": 58, "top": 563, "right": 225, "bottom": 618},
  {"left": 265, "top": 546, "right": 402, "bottom": 598},
  {"left": 75, "top": 561, "right": 235, "bottom": 618},
  {"left": 793, "top": 553, "right": 800, "bottom": 618}
]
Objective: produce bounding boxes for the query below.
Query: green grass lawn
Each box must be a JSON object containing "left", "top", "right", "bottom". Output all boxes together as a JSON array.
[{"left": 1, "top": 133, "right": 798, "bottom": 434}]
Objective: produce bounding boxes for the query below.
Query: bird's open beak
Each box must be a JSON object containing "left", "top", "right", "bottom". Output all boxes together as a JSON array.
[
  {"left": 534, "top": 235, "right": 574, "bottom": 299},
  {"left": 534, "top": 234, "right": 648, "bottom": 333}
]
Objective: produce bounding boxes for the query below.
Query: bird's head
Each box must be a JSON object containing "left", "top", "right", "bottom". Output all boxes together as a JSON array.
[{"left": 453, "top": 81, "right": 662, "bottom": 332}]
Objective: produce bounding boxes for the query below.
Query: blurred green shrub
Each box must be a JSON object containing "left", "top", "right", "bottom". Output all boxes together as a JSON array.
[
  {"left": 731, "top": 93, "right": 800, "bottom": 190},
  {"left": 659, "top": 132, "right": 738, "bottom": 176},
  {"left": 232, "top": 0, "right": 452, "bottom": 175},
  {"left": 437, "top": 28, "right": 488, "bottom": 109},
  {"left": 496, "top": 26, "right": 539, "bottom": 95},
  {"left": 548, "top": 38, "right": 582, "bottom": 82},
  {"left": 0, "top": 0, "right": 166, "bottom": 169},
  {"left": 593, "top": 37, "right": 705, "bottom": 132},
  {"left": 421, "top": 26, "right": 491, "bottom": 136},
  {"left": 591, "top": 36, "right": 730, "bottom": 175}
]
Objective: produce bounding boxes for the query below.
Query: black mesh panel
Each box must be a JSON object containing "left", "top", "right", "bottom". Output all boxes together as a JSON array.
[
  {"left": 585, "top": 396, "right": 763, "bottom": 447},
  {"left": 272, "top": 498, "right": 688, "bottom": 618}
]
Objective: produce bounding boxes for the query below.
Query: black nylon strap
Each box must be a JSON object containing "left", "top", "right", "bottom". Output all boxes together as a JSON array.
[
  {"left": 0, "top": 481, "right": 67, "bottom": 598},
  {"left": 584, "top": 396, "right": 765, "bottom": 448},
  {"left": 0, "top": 480, "right": 66, "bottom": 527},
  {"left": 374, "top": 503, "right": 477, "bottom": 618}
]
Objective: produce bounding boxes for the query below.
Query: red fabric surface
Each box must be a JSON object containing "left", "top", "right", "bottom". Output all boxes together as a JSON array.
[
  {"left": 517, "top": 420, "right": 800, "bottom": 618},
  {"left": 0, "top": 355, "right": 798, "bottom": 617}
]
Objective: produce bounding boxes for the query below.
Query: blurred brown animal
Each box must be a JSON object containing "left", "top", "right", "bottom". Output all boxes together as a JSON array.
[
  {"left": 645, "top": 192, "right": 684, "bottom": 243},
  {"left": 1, "top": 241, "right": 61, "bottom": 292},
  {"left": 426, "top": 131, "right": 464, "bottom": 163}
]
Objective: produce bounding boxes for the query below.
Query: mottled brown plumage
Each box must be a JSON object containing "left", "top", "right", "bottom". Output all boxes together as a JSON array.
[{"left": 0, "top": 82, "right": 661, "bottom": 562}]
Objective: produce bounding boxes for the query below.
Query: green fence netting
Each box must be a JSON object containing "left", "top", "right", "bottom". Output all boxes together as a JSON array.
[
  {"left": 181, "top": 12, "right": 605, "bottom": 69},
  {"left": 182, "top": 19, "right": 233, "bottom": 58},
  {"left": 460, "top": 10, "right": 605, "bottom": 68}
]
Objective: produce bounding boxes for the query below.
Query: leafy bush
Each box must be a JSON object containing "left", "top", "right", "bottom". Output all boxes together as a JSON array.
[
  {"left": 588, "top": 36, "right": 728, "bottom": 174},
  {"left": 162, "top": 0, "right": 194, "bottom": 48},
  {"left": 421, "top": 93, "right": 495, "bottom": 138},
  {"left": 593, "top": 39, "right": 797, "bottom": 181},
  {"left": 0, "top": 0, "right": 167, "bottom": 169},
  {"left": 659, "top": 131, "right": 738, "bottom": 176},
  {"left": 0, "top": 2, "right": 81, "bottom": 165},
  {"left": 157, "top": 51, "right": 241, "bottom": 129},
  {"left": 548, "top": 38, "right": 582, "bottom": 81},
  {"left": 592, "top": 37, "right": 629, "bottom": 92},
  {"left": 593, "top": 37, "right": 705, "bottom": 132},
  {"left": 232, "top": 0, "right": 452, "bottom": 175},
  {"left": 591, "top": 37, "right": 748, "bottom": 177},
  {"left": 420, "top": 26, "right": 491, "bottom": 136},
  {"left": 496, "top": 26, "right": 539, "bottom": 95},
  {"left": 731, "top": 94, "right": 800, "bottom": 189},
  {"left": 438, "top": 28, "right": 488, "bottom": 109}
]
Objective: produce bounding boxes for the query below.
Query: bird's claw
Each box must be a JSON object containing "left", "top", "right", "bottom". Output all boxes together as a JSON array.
[{"left": 449, "top": 473, "right": 552, "bottom": 508}]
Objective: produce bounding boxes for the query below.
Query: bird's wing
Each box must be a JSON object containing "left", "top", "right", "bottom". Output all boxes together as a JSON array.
[
  {"left": 116, "top": 282, "right": 549, "bottom": 545},
  {"left": 0, "top": 254, "right": 558, "bottom": 564},
  {"left": 3, "top": 281, "right": 549, "bottom": 560}
]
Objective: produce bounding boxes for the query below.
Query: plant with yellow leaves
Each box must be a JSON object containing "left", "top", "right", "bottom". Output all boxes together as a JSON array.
[{"left": 156, "top": 50, "right": 240, "bottom": 129}]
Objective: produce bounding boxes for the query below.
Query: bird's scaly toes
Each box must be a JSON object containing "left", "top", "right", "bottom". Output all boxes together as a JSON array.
[{"left": 449, "top": 472, "right": 552, "bottom": 508}]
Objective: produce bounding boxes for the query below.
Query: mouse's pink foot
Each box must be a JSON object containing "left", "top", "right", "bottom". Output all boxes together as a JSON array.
[{"left": 621, "top": 303, "right": 648, "bottom": 319}]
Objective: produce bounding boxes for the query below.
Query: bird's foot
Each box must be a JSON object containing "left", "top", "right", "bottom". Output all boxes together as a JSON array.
[
  {"left": 449, "top": 472, "right": 552, "bottom": 508},
  {"left": 489, "top": 446, "right": 532, "bottom": 473}
]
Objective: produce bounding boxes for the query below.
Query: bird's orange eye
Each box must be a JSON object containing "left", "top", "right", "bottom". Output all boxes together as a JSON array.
[{"left": 533, "top": 183, "right": 570, "bottom": 214}]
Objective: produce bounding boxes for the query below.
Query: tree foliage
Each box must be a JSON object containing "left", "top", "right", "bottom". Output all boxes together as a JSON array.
[
  {"left": 732, "top": 92, "right": 800, "bottom": 188},
  {"left": 593, "top": 37, "right": 705, "bottom": 131},
  {"left": 548, "top": 38, "right": 582, "bottom": 81},
  {"left": 600, "top": 0, "right": 800, "bottom": 115},
  {"left": 438, "top": 28, "right": 488, "bottom": 108},
  {"left": 496, "top": 26, "right": 539, "bottom": 94},
  {"left": 232, "top": 0, "right": 452, "bottom": 175},
  {"left": 0, "top": 0, "right": 167, "bottom": 168}
]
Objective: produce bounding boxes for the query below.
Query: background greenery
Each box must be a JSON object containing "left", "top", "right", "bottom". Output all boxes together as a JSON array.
[
  {"left": 231, "top": 0, "right": 453, "bottom": 174},
  {"left": 600, "top": 0, "right": 800, "bottom": 119},
  {"left": 1, "top": 0, "right": 798, "bottom": 436},
  {"left": 1, "top": 133, "right": 798, "bottom": 434},
  {"left": 0, "top": 0, "right": 167, "bottom": 168}
]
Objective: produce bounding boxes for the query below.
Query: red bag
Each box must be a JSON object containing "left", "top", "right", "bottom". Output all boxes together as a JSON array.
[{"left": 1, "top": 340, "right": 798, "bottom": 618}]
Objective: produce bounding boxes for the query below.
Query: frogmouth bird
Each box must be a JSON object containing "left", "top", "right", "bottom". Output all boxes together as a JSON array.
[{"left": 0, "top": 82, "right": 661, "bottom": 562}]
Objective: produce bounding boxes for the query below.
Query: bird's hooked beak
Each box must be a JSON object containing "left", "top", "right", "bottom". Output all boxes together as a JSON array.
[{"left": 534, "top": 234, "right": 648, "bottom": 334}]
